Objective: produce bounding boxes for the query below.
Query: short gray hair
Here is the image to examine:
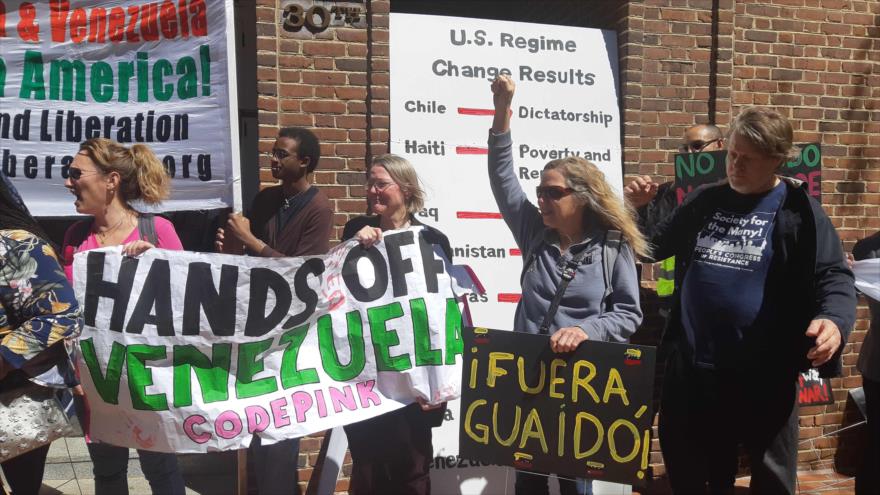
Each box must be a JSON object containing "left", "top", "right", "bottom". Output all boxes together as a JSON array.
[
  {"left": 728, "top": 107, "right": 797, "bottom": 163},
  {"left": 370, "top": 154, "right": 426, "bottom": 214}
]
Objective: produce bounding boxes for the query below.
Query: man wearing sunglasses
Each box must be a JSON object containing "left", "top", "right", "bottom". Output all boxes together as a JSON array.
[
  {"left": 627, "top": 124, "right": 726, "bottom": 213},
  {"left": 626, "top": 124, "right": 726, "bottom": 308},
  {"left": 679, "top": 124, "right": 725, "bottom": 154},
  {"left": 214, "top": 127, "right": 332, "bottom": 495}
]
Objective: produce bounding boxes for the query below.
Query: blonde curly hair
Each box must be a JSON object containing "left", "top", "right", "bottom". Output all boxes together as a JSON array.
[
  {"left": 78, "top": 138, "right": 170, "bottom": 205},
  {"left": 543, "top": 157, "right": 649, "bottom": 258}
]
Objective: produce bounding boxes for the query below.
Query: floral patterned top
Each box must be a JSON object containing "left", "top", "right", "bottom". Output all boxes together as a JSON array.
[{"left": 1, "top": 229, "right": 82, "bottom": 376}]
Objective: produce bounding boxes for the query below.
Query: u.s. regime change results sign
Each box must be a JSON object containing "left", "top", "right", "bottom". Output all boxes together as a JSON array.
[
  {"left": 459, "top": 327, "right": 656, "bottom": 485},
  {"left": 390, "top": 13, "right": 621, "bottom": 331}
]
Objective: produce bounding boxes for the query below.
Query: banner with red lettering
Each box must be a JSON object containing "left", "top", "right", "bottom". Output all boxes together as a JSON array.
[{"left": 0, "top": 0, "right": 240, "bottom": 215}]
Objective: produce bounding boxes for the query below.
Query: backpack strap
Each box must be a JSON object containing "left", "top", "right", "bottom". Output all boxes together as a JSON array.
[
  {"left": 537, "top": 245, "right": 594, "bottom": 335},
  {"left": 601, "top": 230, "right": 622, "bottom": 304},
  {"left": 137, "top": 213, "right": 159, "bottom": 246},
  {"left": 519, "top": 234, "right": 545, "bottom": 286}
]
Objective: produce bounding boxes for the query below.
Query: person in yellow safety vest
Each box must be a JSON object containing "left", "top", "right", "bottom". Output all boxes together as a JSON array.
[{"left": 624, "top": 124, "right": 725, "bottom": 307}]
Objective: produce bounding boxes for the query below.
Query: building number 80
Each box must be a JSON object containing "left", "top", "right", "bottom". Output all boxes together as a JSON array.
[{"left": 282, "top": 4, "right": 331, "bottom": 32}]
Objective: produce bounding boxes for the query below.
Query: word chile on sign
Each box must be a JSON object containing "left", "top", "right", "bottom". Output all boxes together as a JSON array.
[{"left": 458, "top": 327, "right": 656, "bottom": 485}]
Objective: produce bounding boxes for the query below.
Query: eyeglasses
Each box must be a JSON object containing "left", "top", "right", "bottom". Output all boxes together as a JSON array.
[
  {"left": 679, "top": 138, "right": 721, "bottom": 153},
  {"left": 535, "top": 186, "right": 574, "bottom": 201},
  {"left": 366, "top": 180, "right": 398, "bottom": 192},
  {"left": 264, "top": 148, "right": 294, "bottom": 161},
  {"left": 67, "top": 167, "right": 100, "bottom": 181}
]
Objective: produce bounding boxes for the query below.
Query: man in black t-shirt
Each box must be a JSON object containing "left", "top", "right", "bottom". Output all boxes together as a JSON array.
[
  {"left": 626, "top": 124, "right": 725, "bottom": 305},
  {"left": 630, "top": 109, "right": 855, "bottom": 494}
]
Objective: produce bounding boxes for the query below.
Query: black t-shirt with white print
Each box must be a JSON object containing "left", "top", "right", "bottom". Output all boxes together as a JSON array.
[{"left": 681, "top": 181, "right": 787, "bottom": 369}]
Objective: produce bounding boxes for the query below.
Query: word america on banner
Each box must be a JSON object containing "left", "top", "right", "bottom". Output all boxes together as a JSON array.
[{"left": 1, "top": 0, "right": 239, "bottom": 215}]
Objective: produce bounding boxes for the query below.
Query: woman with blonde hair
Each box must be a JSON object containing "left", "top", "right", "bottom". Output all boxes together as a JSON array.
[
  {"left": 61, "top": 138, "right": 185, "bottom": 495},
  {"left": 489, "top": 75, "right": 645, "bottom": 495},
  {"left": 341, "top": 153, "right": 451, "bottom": 495}
]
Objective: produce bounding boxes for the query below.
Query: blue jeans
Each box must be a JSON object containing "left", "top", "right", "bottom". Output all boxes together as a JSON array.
[
  {"left": 515, "top": 471, "right": 593, "bottom": 495},
  {"left": 87, "top": 442, "right": 185, "bottom": 495}
]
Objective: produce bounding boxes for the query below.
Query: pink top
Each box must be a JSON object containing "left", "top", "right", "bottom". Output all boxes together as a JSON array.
[{"left": 62, "top": 216, "right": 183, "bottom": 281}]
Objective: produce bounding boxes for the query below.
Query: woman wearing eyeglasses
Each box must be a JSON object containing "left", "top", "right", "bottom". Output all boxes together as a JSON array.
[
  {"left": 341, "top": 154, "right": 452, "bottom": 495},
  {"left": 60, "top": 138, "right": 186, "bottom": 495},
  {"left": 489, "top": 75, "right": 647, "bottom": 495}
]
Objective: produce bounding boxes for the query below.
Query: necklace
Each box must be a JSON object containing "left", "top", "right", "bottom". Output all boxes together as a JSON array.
[
  {"left": 281, "top": 186, "right": 310, "bottom": 210},
  {"left": 96, "top": 212, "right": 134, "bottom": 244}
]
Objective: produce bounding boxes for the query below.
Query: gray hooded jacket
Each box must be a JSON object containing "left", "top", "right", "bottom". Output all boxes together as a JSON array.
[{"left": 488, "top": 130, "right": 642, "bottom": 342}]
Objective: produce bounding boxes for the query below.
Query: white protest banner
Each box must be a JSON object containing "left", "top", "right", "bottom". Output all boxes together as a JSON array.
[
  {"left": 389, "top": 13, "right": 622, "bottom": 492},
  {"left": 0, "top": 0, "right": 240, "bottom": 215},
  {"left": 72, "top": 227, "right": 463, "bottom": 453}
]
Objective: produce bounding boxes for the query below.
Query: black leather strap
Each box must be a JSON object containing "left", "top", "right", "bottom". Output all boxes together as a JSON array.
[{"left": 538, "top": 246, "right": 593, "bottom": 335}]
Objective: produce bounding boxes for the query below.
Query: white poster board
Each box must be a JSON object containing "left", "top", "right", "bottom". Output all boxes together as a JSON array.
[
  {"left": 0, "top": 0, "right": 241, "bottom": 215},
  {"left": 390, "top": 12, "right": 624, "bottom": 495}
]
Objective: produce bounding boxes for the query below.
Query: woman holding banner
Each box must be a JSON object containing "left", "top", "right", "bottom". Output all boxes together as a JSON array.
[
  {"left": 1, "top": 175, "right": 82, "bottom": 495},
  {"left": 341, "top": 153, "right": 452, "bottom": 495},
  {"left": 489, "top": 75, "right": 646, "bottom": 495},
  {"left": 61, "top": 139, "right": 186, "bottom": 495}
]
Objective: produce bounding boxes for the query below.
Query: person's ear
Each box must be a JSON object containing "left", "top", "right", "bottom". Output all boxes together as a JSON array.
[
  {"left": 106, "top": 171, "right": 121, "bottom": 193},
  {"left": 300, "top": 156, "right": 311, "bottom": 171}
]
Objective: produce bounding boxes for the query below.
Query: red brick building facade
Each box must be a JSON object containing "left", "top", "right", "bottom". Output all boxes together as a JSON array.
[{"left": 239, "top": 0, "right": 878, "bottom": 491}]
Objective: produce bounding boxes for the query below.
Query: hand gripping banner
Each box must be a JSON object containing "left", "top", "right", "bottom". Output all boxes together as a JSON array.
[{"left": 72, "top": 227, "right": 465, "bottom": 453}]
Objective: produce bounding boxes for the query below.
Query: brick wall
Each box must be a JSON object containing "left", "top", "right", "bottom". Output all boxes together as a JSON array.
[
  {"left": 251, "top": 0, "right": 878, "bottom": 491},
  {"left": 624, "top": 0, "right": 879, "bottom": 478},
  {"left": 731, "top": 0, "right": 877, "bottom": 471}
]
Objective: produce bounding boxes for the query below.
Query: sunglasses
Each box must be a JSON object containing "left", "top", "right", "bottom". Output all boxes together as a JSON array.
[
  {"left": 535, "top": 186, "right": 574, "bottom": 200},
  {"left": 67, "top": 167, "right": 100, "bottom": 181},
  {"left": 679, "top": 138, "right": 721, "bottom": 153}
]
